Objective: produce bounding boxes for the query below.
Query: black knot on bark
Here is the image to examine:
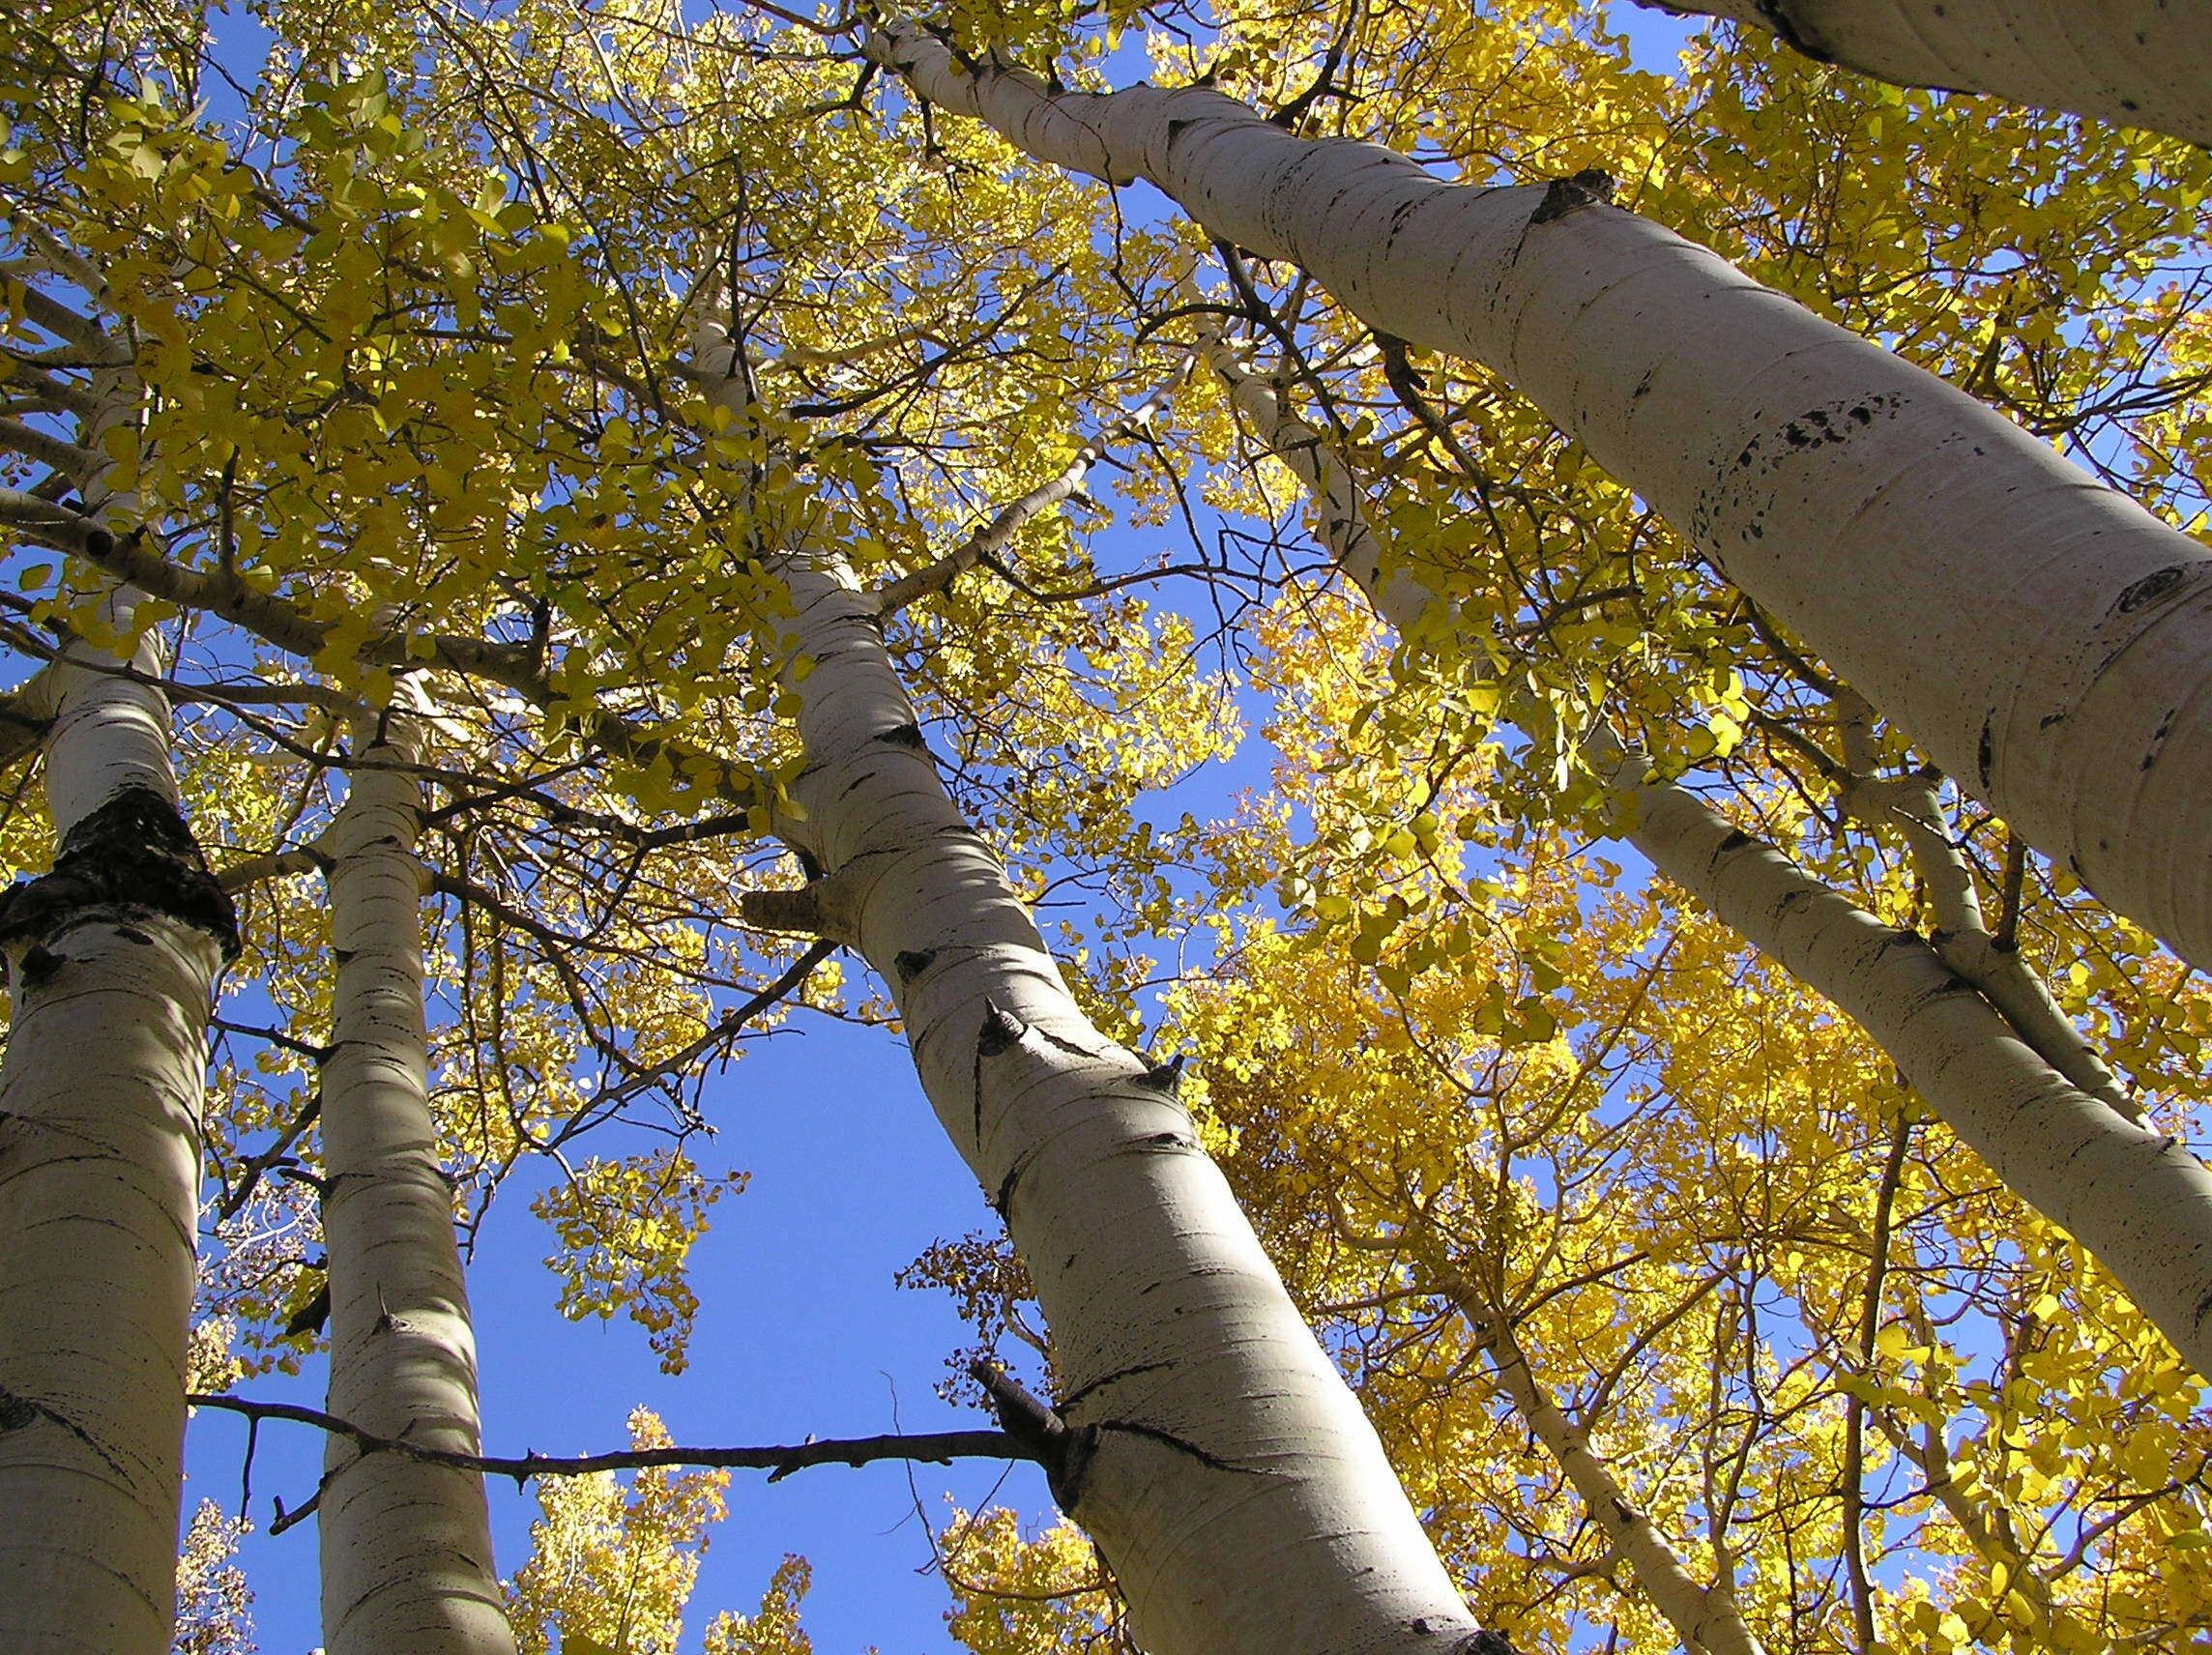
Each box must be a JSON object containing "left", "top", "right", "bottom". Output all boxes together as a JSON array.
[
  {"left": 1132, "top": 1053, "right": 1185, "bottom": 1093},
  {"left": 1528, "top": 168, "right": 1615, "bottom": 225},
  {"left": 1455, "top": 1630, "right": 1521, "bottom": 1655},
  {"left": 975, "top": 998, "right": 1027, "bottom": 1058},
  {"left": 0, "top": 784, "right": 240, "bottom": 959}
]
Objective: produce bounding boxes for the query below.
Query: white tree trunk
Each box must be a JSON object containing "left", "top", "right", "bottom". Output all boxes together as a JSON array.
[
  {"left": 745, "top": 552, "right": 1496, "bottom": 1655},
  {"left": 1204, "top": 340, "right": 2212, "bottom": 1379},
  {"left": 317, "top": 699, "right": 514, "bottom": 1655},
  {"left": 0, "top": 599, "right": 230, "bottom": 1654},
  {"left": 1637, "top": 0, "right": 2212, "bottom": 146},
  {"left": 874, "top": 25, "right": 2212, "bottom": 979}
]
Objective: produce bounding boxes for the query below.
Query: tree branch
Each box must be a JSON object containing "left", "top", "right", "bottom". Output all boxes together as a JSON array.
[{"left": 185, "top": 1392, "right": 1033, "bottom": 1497}]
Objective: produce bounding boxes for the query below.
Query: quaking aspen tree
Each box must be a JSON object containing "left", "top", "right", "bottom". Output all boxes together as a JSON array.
[
  {"left": 4, "top": 2, "right": 2210, "bottom": 1648},
  {"left": 1195, "top": 322, "right": 2212, "bottom": 1379},
  {"left": 684, "top": 288, "right": 1496, "bottom": 1655},
  {"left": 872, "top": 21, "right": 2212, "bottom": 979}
]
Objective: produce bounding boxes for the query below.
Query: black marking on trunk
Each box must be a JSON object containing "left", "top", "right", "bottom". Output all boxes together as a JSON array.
[
  {"left": 1131, "top": 1129, "right": 1195, "bottom": 1153},
  {"left": 975, "top": 1000, "right": 1026, "bottom": 1058},
  {"left": 1454, "top": 1629, "right": 1524, "bottom": 1655},
  {"left": 1057, "top": 1360, "right": 1172, "bottom": 1413},
  {"left": 1715, "top": 829, "right": 1754, "bottom": 855},
  {"left": 2143, "top": 706, "right": 2178, "bottom": 771},
  {"left": 15, "top": 944, "right": 66, "bottom": 987},
  {"left": 2114, "top": 565, "right": 2187, "bottom": 615},
  {"left": 972, "top": 999, "right": 1026, "bottom": 1146},
  {"left": 1094, "top": 1419, "right": 1282, "bottom": 1479},
  {"left": 1755, "top": 0, "right": 1834, "bottom": 62},
  {"left": 0, "top": 1382, "right": 129, "bottom": 1478},
  {"left": 892, "top": 947, "right": 938, "bottom": 984},
  {"left": 0, "top": 785, "right": 239, "bottom": 958},
  {"left": 876, "top": 722, "right": 930, "bottom": 752},
  {"left": 1528, "top": 168, "right": 1615, "bottom": 226},
  {"left": 1977, "top": 710, "right": 1996, "bottom": 792},
  {"left": 1132, "top": 1053, "right": 1185, "bottom": 1093},
  {"left": 989, "top": 1145, "right": 1042, "bottom": 1216}
]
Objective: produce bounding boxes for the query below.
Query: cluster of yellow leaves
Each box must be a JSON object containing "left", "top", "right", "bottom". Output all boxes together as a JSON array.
[
  {"left": 938, "top": 1508, "right": 1123, "bottom": 1655},
  {"left": 506, "top": 1408, "right": 731, "bottom": 1655},
  {"left": 172, "top": 1499, "right": 254, "bottom": 1655},
  {"left": 531, "top": 1151, "right": 747, "bottom": 1373},
  {"left": 506, "top": 1407, "right": 814, "bottom": 1655}
]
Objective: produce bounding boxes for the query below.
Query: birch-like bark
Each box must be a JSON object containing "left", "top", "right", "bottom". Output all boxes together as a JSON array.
[
  {"left": 1636, "top": 0, "right": 2212, "bottom": 147},
  {"left": 0, "top": 343, "right": 234, "bottom": 1649},
  {"left": 316, "top": 696, "right": 513, "bottom": 1654},
  {"left": 742, "top": 553, "right": 1496, "bottom": 1655},
  {"left": 683, "top": 288, "right": 1495, "bottom": 1655},
  {"left": 0, "top": 619, "right": 231, "bottom": 1655},
  {"left": 873, "top": 25, "right": 2212, "bottom": 979},
  {"left": 1201, "top": 339, "right": 2212, "bottom": 1378}
]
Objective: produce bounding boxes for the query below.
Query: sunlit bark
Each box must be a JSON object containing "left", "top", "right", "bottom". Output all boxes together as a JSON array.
[
  {"left": 1202, "top": 332, "right": 2212, "bottom": 1380},
  {"left": 316, "top": 695, "right": 514, "bottom": 1654},
  {"left": 0, "top": 351, "right": 233, "bottom": 1651},
  {"left": 1637, "top": 0, "right": 2212, "bottom": 146},
  {"left": 742, "top": 552, "right": 1495, "bottom": 1655}
]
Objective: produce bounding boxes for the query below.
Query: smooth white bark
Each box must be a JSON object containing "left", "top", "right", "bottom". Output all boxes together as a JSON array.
[
  {"left": 754, "top": 553, "right": 1492, "bottom": 1655},
  {"left": 0, "top": 342, "right": 230, "bottom": 1650},
  {"left": 875, "top": 25, "right": 2212, "bottom": 979},
  {"left": 0, "top": 605, "right": 225, "bottom": 1655},
  {"left": 1204, "top": 337, "right": 2212, "bottom": 1379},
  {"left": 1639, "top": 0, "right": 2212, "bottom": 146},
  {"left": 1622, "top": 779, "right": 2212, "bottom": 1379},
  {"left": 317, "top": 700, "right": 513, "bottom": 1654}
]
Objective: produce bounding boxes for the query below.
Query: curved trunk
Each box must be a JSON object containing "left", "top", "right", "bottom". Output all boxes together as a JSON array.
[
  {"left": 317, "top": 702, "right": 514, "bottom": 1654},
  {"left": 744, "top": 552, "right": 1494, "bottom": 1655},
  {"left": 0, "top": 600, "right": 233, "bottom": 1655},
  {"left": 875, "top": 25, "right": 2212, "bottom": 978},
  {"left": 1204, "top": 340, "right": 2212, "bottom": 1377},
  {"left": 1636, "top": 0, "right": 2212, "bottom": 146}
]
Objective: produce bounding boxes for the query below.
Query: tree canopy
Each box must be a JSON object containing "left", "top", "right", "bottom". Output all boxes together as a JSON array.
[{"left": 2, "top": 1, "right": 2209, "bottom": 1651}]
